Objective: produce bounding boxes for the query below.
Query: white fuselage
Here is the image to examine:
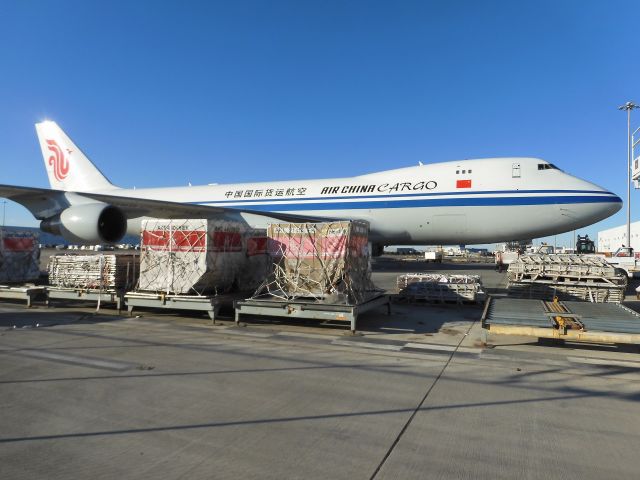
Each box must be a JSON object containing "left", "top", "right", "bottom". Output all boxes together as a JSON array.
[{"left": 108, "top": 157, "right": 620, "bottom": 245}]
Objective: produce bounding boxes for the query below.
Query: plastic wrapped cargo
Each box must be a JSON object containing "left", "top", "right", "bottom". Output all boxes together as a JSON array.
[
  {"left": 48, "top": 254, "right": 139, "bottom": 290},
  {"left": 0, "top": 229, "right": 40, "bottom": 283},
  {"left": 253, "top": 220, "right": 379, "bottom": 304},
  {"left": 138, "top": 219, "right": 266, "bottom": 295}
]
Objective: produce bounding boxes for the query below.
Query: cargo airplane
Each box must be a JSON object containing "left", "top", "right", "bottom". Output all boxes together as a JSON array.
[{"left": 0, "top": 121, "right": 621, "bottom": 255}]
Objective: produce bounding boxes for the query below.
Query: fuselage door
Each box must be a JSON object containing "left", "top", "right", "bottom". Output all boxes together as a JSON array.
[{"left": 512, "top": 163, "right": 521, "bottom": 178}]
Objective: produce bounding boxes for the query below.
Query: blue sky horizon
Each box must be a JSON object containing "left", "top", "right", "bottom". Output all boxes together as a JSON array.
[{"left": 1, "top": 0, "right": 639, "bottom": 248}]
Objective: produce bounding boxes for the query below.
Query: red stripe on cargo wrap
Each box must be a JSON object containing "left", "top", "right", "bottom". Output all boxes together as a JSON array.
[
  {"left": 3, "top": 237, "right": 36, "bottom": 252},
  {"left": 142, "top": 230, "right": 207, "bottom": 252},
  {"left": 456, "top": 179, "right": 472, "bottom": 188},
  {"left": 211, "top": 231, "right": 242, "bottom": 252},
  {"left": 268, "top": 234, "right": 350, "bottom": 258},
  {"left": 247, "top": 237, "right": 268, "bottom": 256}
]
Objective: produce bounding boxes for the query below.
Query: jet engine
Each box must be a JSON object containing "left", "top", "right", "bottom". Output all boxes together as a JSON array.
[{"left": 40, "top": 203, "right": 128, "bottom": 244}]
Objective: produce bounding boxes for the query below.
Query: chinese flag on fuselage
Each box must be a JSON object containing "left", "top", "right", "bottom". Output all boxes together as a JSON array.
[{"left": 456, "top": 179, "right": 472, "bottom": 188}]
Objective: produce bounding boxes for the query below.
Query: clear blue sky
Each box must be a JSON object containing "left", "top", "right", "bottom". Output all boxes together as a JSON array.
[{"left": 1, "top": 0, "right": 638, "bottom": 247}]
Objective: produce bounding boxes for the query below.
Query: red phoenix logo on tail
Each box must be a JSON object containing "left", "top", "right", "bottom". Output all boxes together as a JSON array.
[{"left": 46, "top": 139, "right": 69, "bottom": 181}]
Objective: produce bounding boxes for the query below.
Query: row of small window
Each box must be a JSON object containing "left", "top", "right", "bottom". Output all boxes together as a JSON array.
[
  {"left": 538, "top": 163, "right": 560, "bottom": 170},
  {"left": 455, "top": 169, "right": 472, "bottom": 174}
]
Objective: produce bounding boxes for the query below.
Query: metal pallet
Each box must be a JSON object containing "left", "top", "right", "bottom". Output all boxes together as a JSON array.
[
  {"left": 0, "top": 285, "right": 45, "bottom": 307},
  {"left": 125, "top": 291, "right": 245, "bottom": 323},
  {"left": 482, "top": 296, "right": 640, "bottom": 344},
  {"left": 46, "top": 287, "right": 125, "bottom": 312},
  {"left": 234, "top": 294, "right": 391, "bottom": 333}
]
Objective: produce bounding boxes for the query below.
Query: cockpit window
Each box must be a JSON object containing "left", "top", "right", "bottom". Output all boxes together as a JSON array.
[{"left": 538, "top": 163, "right": 561, "bottom": 171}]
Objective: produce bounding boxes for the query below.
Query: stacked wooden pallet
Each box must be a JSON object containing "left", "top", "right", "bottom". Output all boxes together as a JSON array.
[
  {"left": 507, "top": 254, "right": 626, "bottom": 303},
  {"left": 396, "top": 274, "right": 484, "bottom": 304},
  {"left": 48, "top": 254, "right": 139, "bottom": 290}
]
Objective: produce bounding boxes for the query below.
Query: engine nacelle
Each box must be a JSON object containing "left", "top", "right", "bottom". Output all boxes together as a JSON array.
[{"left": 41, "top": 203, "right": 128, "bottom": 244}]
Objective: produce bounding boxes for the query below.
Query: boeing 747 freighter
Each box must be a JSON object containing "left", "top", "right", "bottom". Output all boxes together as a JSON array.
[{"left": 0, "top": 121, "right": 621, "bottom": 254}]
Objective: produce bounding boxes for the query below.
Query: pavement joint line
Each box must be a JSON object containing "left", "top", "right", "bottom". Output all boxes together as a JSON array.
[
  {"left": 275, "top": 331, "right": 338, "bottom": 340},
  {"left": 403, "top": 342, "right": 482, "bottom": 354},
  {"left": 369, "top": 311, "right": 478, "bottom": 479},
  {"left": 222, "top": 329, "right": 275, "bottom": 338},
  {"left": 332, "top": 339, "right": 404, "bottom": 351}
]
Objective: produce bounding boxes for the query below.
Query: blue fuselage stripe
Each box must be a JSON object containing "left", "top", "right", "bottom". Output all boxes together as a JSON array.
[
  {"left": 199, "top": 195, "right": 621, "bottom": 212},
  {"left": 191, "top": 189, "right": 617, "bottom": 205}
]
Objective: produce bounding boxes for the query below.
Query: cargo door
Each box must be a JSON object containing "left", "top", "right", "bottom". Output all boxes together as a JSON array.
[{"left": 512, "top": 163, "right": 521, "bottom": 178}]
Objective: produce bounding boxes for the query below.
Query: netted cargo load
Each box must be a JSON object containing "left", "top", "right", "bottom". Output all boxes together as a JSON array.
[
  {"left": 0, "top": 229, "right": 40, "bottom": 283},
  {"left": 252, "top": 220, "right": 379, "bottom": 304},
  {"left": 48, "top": 254, "right": 139, "bottom": 290},
  {"left": 236, "top": 235, "right": 270, "bottom": 291},
  {"left": 396, "top": 273, "right": 484, "bottom": 303},
  {"left": 138, "top": 219, "right": 266, "bottom": 295},
  {"left": 507, "top": 254, "right": 626, "bottom": 303}
]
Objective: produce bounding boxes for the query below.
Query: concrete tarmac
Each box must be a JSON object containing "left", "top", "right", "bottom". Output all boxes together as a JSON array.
[{"left": 1, "top": 260, "right": 640, "bottom": 479}]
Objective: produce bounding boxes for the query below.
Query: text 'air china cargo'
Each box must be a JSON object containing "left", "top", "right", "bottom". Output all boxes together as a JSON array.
[{"left": 0, "top": 121, "right": 621, "bottom": 254}]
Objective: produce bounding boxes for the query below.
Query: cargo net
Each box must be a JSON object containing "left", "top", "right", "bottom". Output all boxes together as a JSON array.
[
  {"left": 48, "top": 254, "right": 139, "bottom": 290},
  {"left": 396, "top": 274, "right": 484, "bottom": 304},
  {"left": 0, "top": 229, "right": 40, "bottom": 284},
  {"left": 137, "top": 219, "right": 269, "bottom": 296},
  {"left": 252, "top": 220, "right": 380, "bottom": 305},
  {"left": 507, "top": 254, "right": 627, "bottom": 303}
]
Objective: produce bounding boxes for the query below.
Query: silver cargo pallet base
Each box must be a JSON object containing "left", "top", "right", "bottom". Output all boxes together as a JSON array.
[
  {"left": 0, "top": 285, "right": 45, "bottom": 307},
  {"left": 482, "top": 296, "right": 640, "bottom": 345},
  {"left": 125, "top": 291, "right": 245, "bottom": 323},
  {"left": 234, "top": 294, "right": 391, "bottom": 333},
  {"left": 46, "top": 287, "right": 125, "bottom": 312}
]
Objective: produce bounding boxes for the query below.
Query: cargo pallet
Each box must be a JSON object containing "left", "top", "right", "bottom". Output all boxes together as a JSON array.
[
  {"left": 482, "top": 296, "right": 640, "bottom": 345},
  {"left": 234, "top": 294, "right": 391, "bottom": 333},
  {"left": 46, "top": 287, "right": 125, "bottom": 312},
  {"left": 0, "top": 285, "right": 45, "bottom": 307},
  {"left": 124, "top": 291, "right": 246, "bottom": 323}
]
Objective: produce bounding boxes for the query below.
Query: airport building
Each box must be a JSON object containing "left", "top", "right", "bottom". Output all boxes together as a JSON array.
[{"left": 597, "top": 222, "right": 640, "bottom": 252}]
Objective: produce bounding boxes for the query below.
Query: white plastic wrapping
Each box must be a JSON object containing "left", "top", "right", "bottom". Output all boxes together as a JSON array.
[{"left": 138, "top": 219, "right": 267, "bottom": 295}]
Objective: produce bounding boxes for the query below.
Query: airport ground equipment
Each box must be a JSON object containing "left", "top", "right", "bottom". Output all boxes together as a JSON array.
[
  {"left": 125, "top": 291, "right": 246, "bottom": 323},
  {"left": 234, "top": 293, "right": 391, "bottom": 333},
  {"left": 482, "top": 296, "right": 640, "bottom": 344},
  {"left": 597, "top": 246, "right": 640, "bottom": 278},
  {"left": 46, "top": 287, "right": 125, "bottom": 312},
  {"left": 576, "top": 234, "right": 596, "bottom": 254},
  {"left": 0, "top": 228, "right": 40, "bottom": 283},
  {"left": 507, "top": 254, "right": 626, "bottom": 303},
  {"left": 396, "top": 274, "right": 485, "bottom": 304},
  {"left": 0, "top": 285, "right": 45, "bottom": 307}
]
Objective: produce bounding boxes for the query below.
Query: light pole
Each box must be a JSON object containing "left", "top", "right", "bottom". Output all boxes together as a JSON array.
[{"left": 618, "top": 101, "right": 640, "bottom": 248}]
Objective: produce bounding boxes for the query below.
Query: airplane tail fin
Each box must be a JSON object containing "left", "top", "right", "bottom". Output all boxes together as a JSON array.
[{"left": 35, "top": 121, "right": 117, "bottom": 192}]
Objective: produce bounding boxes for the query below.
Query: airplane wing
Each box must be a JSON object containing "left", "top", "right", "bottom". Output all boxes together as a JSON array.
[{"left": 0, "top": 184, "right": 333, "bottom": 224}]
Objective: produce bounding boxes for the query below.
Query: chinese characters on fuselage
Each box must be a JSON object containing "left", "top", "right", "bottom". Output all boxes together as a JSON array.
[
  {"left": 224, "top": 187, "right": 308, "bottom": 199},
  {"left": 223, "top": 180, "right": 437, "bottom": 200}
]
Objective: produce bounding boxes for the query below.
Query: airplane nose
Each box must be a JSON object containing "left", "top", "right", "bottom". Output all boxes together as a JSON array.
[{"left": 592, "top": 190, "right": 623, "bottom": 221}]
